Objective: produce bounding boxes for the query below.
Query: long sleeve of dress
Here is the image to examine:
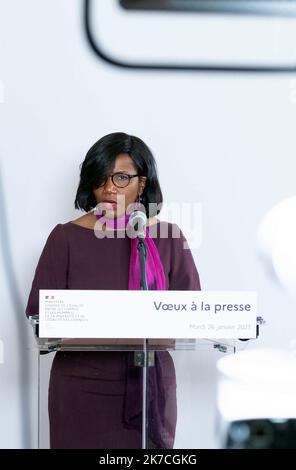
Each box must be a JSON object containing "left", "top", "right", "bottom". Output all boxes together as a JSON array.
[
  {"left": 25, "top": 224, "right": 69, "bottom": 317},
  {"left": 168, "top": 224, "right": 201, "bottom": 291}
]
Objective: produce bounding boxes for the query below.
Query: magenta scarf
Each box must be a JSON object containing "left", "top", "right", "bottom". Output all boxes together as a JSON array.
[{"left": 95, "top": 213, "right": 166, "bottom": 290}]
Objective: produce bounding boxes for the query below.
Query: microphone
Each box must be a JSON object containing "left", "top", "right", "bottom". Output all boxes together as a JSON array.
[{"left": 129, "top": 210, "right": 147, "bottom": 239}]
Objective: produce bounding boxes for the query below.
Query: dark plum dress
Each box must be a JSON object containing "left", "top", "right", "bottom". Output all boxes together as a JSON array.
[{"left": 26, "top": 220, "right": 201, "bottom": 449}]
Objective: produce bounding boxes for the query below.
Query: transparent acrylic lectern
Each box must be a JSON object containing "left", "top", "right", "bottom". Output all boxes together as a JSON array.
[{"left": 29, "top": 315, "right": 251, "bottom": 449}]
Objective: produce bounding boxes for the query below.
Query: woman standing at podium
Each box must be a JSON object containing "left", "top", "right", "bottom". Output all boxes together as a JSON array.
[{"left": 25, "top": 132, "right": 201, "bottom": 449}]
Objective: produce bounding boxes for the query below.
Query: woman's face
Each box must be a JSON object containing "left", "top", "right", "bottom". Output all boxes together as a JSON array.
[{"left": 93, "top": 153, "right": 146, "bottom": 217}]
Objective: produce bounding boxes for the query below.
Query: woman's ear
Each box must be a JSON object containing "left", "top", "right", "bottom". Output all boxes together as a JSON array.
[{"left": 139, "top": 176, "right": 147, "bottom": 195}]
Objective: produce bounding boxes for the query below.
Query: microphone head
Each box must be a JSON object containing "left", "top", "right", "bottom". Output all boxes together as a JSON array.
[
  {"left": 129, "top": 210, "right": 147, "bottom": 224},
  {"left": 128, "top": 210, "right": 147, "bottom": 239}
]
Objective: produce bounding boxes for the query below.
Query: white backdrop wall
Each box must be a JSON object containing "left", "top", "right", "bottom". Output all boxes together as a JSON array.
[{"left": 0, "top": 0, "right": 296, "bottom": 448}]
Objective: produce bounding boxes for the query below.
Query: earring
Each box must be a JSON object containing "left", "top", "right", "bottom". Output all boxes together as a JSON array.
[{"left": 136, "top": 194, "right": 142, "bottom": 209}]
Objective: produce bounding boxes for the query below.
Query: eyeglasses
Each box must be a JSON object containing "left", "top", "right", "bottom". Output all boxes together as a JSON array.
[{"left": 96, "top": 172, "right": 140, "bottom": 189}]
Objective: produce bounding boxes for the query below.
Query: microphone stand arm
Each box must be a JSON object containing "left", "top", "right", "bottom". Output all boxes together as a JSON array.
[
  {"left": 137, "top": 236, "right": 149, "bottom": 449},
  {"left": 138, "top": 238, "right": 148, "bottom": 290}
]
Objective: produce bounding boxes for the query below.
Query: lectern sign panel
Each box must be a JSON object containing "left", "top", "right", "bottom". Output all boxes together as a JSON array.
[{"left": 39, "top": 290, "right": 257, "bottom": 339}]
